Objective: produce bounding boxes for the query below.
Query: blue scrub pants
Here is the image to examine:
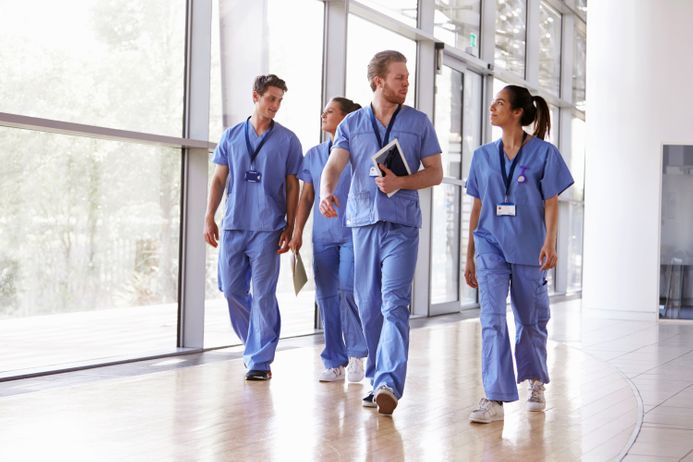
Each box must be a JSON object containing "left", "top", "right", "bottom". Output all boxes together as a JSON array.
[
  {"left": 218, "top": 229, "right": 282, "bottom": 371},
  {"left": 475, "top": 248, "right": 551, "bottom": 402},
  {"left": 352, "top": 222, "right": 419, "bottom": 399},
  {"left": 313, "top": 239, "right": 368, "bottom": 369}
]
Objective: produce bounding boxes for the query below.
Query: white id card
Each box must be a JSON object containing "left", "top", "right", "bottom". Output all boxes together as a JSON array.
[
  {"left": 369, "top": 166, "right": 379, "bottom": 177},
  {"left": 496, "top": 202, "right": 516, "bottom": 216}
]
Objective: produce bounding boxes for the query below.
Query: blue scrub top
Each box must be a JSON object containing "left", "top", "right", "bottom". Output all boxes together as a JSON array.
[
  {"left": 466, "top": 136, "right": 574, "bottom": 265},
  {"left": 332, "top": 105, "right": 442, "bottom": 228},
  {"left": 299, "top": 141, "right": 352, "bottom": 244},
  {"left": 212, "top": 120, "right": 303, "bottom": 231}
]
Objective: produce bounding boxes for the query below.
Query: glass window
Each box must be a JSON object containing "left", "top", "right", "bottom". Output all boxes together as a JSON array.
[
  {"left": 538, "top": 2, "right": 562, "bottom": 96},
  {"left": 0, "top": 127, "right": 180, "bottom": 373},
  {"left": 0, "top": 1, "right": 186, "bottom": 137},
  {"left": 434, "top": 0, "right": 482, "bottom": 57},
  {"left": 358, "top": 0, "right": 418, "bottom": 28},
  {"left": 209, "top": 0, "right": 224, "bottom": 143},
  {"left": 206, "top": 0, "right": 324, "bottom": 348},
  {"left": 460, "top": 71, "right": 483, "bottom": 306},
  {"left": 431, "top": 184, "right": 462, "bottom": 304},
  {"left": 494, "top": 0, "right": 527, "bottom": 77},
  {"left": 570, "top": 115, "right": 585, "bottom": 201},
  {"left": 567, "top": 203, "right": 584, "bottom": 292},
  {"left": 573, "top": 26, "right": 587, "bottom": 111},
  {"left": 346, "top": 15, "right": 418, "bottom": 109}
]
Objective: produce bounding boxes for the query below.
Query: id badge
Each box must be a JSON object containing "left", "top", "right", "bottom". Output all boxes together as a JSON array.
[
  {"left": 369, "top": 166, "right": 379, "bottom": 177},
  {"left": 245, "top": 170, "right": 261, "bottom": 183},
  {"left": 496, "top": 202, "right": 516, "bottom": 217}
]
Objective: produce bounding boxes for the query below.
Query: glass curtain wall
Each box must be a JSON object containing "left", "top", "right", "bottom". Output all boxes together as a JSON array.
[
  {"left": 494, "top": 0, "right": 527, "bottom": 77},
  {"left": 538, "top": 2, "right": 562, "bottom": 96},
  {"left": 432, "top": 64, "right": 483, "bottom": 310},
  {"left": 434, "top": 0, "right": 482, "bottom": 57},
  {"left": 346, "top": 15, "right": 418, "bottom": 109},
  {"left": 358, "top": 0, "right": 418, "bottom": 27},
  {"left": 205, "top": 0, "right": 324, "bottom": 348},
  {"left": 0, "top": 0, "right": 186, "bottom": 375}
]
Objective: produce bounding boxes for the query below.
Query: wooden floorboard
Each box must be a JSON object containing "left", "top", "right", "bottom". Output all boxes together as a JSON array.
[{"left": 0, "top": 311, "right": 641, "bottom": 461}]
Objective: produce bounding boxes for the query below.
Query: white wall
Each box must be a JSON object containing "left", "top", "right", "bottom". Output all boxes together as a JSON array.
[{"left": 583, "top": 0, "right": 693, "bottom": 320}]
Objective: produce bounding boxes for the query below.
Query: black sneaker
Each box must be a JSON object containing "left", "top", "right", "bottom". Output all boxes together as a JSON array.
[
  {"left": 362, "top": 391, "right": 376, "bottom": 408},
  {"left": 245, "top": 369, "right": 272, "bottom": 381}
]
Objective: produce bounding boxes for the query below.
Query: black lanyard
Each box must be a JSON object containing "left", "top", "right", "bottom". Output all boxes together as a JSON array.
[
  {"left": 244, "top": 117, "right": 275, "bottom": 167},
  {"left": 498, "top": 131, "right": 528, "bottom": 200},
  {"left": 369, "top": 104, "right": 402, "bottom": 149}
]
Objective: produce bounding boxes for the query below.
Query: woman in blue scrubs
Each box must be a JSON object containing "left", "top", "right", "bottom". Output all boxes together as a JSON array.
[
  {"left": 464, "top": 85, "right": 574, "bottom": 423},
  {"left": 289, "top": 97, "right": 368, "bottom": 383}
]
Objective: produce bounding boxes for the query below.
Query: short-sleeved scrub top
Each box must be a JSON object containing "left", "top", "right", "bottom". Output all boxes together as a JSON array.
[
  {"left": 332, "top": 105, "right": 442, "bottom": 228},
  {"left": 465, "top": 136, "right": 574, "bottom": 265},
  {"left": 298, "top": 141, "right": 352, "bottom": 244},
  {"left": 212, "top": 120, "right": 303, "bottom": 232}
]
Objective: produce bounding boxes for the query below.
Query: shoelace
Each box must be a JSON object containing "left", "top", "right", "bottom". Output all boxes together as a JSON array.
[{"left": 529, "top": 382, "right": 544, "bottom": 401}]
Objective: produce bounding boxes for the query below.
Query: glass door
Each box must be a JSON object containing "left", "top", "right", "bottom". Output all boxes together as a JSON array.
[{"left": 431, "top": 58, "right": 482, "bottom": 315}]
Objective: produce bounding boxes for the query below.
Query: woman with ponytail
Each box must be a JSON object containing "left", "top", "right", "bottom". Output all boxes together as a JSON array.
[
  {"left": 464, "top": 85, "right": 574, "bottom": 424},
  {"left": 289, "top": 97, "right": 368, "bottom": 383}
]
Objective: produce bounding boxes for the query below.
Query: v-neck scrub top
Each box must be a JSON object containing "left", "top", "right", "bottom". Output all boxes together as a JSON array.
[
  {"left": 332, "top": 105, "right": 442, "bottom": 229},
  {"left": 298, "top": 140, "right": 352, "bottom": 244},
  {"left": 465, "top": 136, "right": 574, "bottom": 265},
  {"left": 212, "top": 120, "right": 303, "bottom": 232}
]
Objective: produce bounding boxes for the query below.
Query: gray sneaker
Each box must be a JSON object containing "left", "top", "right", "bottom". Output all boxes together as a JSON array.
[
  {"left": 469, "top": 398, "right": 504, "bottom": 423},
  {"left": 527, "top": 379, "right": 546, "bottom": 412}
]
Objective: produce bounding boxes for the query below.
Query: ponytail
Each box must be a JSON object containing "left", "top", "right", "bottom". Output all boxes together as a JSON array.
[
  {"left": 531, "top": 95, "right": 551, "bottom": 140},
  {"left": 503, "top": 85, "right": 551, "bottom": 140}
]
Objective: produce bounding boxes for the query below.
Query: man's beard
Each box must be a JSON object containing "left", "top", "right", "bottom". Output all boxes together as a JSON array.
[{"left": 382, "top": 85, "right": 406, "bottom": 105}]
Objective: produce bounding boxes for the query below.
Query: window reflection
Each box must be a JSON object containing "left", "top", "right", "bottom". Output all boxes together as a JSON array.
[
  {"left": 494, "top": 0, "right": 527, "bottom": 76},
  {"left": 0, "top": 0, "right": 185, "bottom": 136},
  {"left": 538, "top": 2, "right": 562, "bottom": 96},
  {"left": 346, "top": 15, "right": 417, "bottom": 108},
  {"left": 358, "top": 0, "right": 418, "bottom": 27},
  {"left": 573, "top": 27, "right": 587, "bottom": 111},
  {"left": 434, "top": 0, "right": 482, "bottom": 57}
]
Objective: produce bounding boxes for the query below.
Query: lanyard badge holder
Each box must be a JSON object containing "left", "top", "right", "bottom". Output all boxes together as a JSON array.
[
  {"left": 496, "top": 132, "right": 528, "bottom": 217},
  {"left": 368, "top": 104, "right": 401, "bottom": 177},
  {"left": 244, "top": 117, "right": 274, "bottom": 183}
]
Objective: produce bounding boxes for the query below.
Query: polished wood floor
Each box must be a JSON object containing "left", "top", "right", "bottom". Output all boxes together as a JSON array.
[{"left": 1, "top": 299, "right": 693, "bottom": 461}]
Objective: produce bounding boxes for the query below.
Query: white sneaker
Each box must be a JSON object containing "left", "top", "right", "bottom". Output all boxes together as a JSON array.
[
  {"left": 318, "top": 366, "right": 345, "bottom": 382},
  {"left": 347, "top": 357, "right": 365, "bottom": 382},
  {"left": 527, "top": 379, "right": 546, "bottom": 412},
  {"left": 374, "top": 385, "right": 398, "bottom": 415},
  {"left": 469, "top": 398, "right": 504, "bottom": 423}
]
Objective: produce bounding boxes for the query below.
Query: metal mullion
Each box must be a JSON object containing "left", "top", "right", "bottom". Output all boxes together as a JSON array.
[
  {"left": 178, "top": 0, "right": 212, "bottom": 349},
  {"left": 0, "top": 112, "right": 214, "bottom": 150}
]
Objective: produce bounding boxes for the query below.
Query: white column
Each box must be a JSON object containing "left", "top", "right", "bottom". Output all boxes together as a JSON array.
[{"left": 583, "top": 0, "right": 693, "bottom": 320}]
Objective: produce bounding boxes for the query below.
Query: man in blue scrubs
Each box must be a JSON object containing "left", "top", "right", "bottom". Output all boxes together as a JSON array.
[
  {"left": 204, "top": 74, "right": 303, "bottom": 381},
  {"left": 320, "top": 50, "right": 443, "bottom": 415}
]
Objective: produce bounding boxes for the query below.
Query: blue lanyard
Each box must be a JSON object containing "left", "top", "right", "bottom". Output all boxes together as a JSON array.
[
  {"left": 369, "top": 104, "right": 402, "bottom": 149},
  {"left": 498, "top": 131, "right": 528, "bottom": 200},
  {"left": 244, "top": 117, "right": 275, "bottom": 168}
]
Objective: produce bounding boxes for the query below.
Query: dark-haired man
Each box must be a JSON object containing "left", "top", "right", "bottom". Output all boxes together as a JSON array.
[{"left": 204, "top": 74, "right": 302, "bottom": 381}]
